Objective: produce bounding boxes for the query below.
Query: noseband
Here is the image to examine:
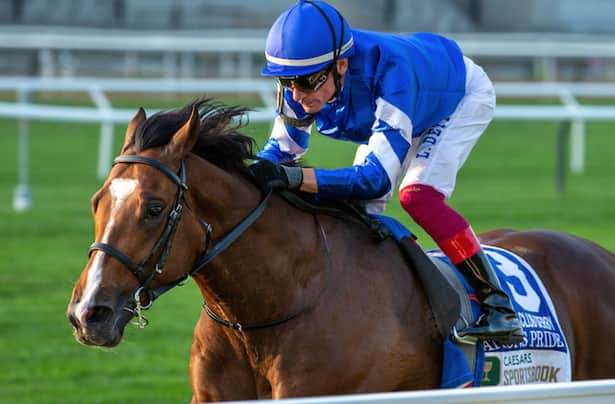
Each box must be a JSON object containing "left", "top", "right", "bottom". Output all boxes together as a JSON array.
[{"left": 88, "top": 155, "right": 272, "bottom": 327}]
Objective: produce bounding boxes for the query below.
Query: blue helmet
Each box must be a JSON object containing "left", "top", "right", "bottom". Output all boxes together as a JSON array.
[{"left": 263, "top": 0, "right": 354, "bottom": 77}]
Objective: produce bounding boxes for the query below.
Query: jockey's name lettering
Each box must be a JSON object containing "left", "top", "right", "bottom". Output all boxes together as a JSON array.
[
  {"left": 503, "top": 365, "right": 561, "bottom": 385},
  {"left": 416, "top": 123, "right": 448, "bottom": 159},
  {"left": 518, "top": 312, "right": 555, "bottom": 331},
  {"left": 529, "top": 330, "right": 566, "bottom": 348},
  {"left": 503, "top": 352, "right": 533, "bottom": 366}
]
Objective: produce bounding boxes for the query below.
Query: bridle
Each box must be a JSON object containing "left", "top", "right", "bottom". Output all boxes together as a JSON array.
[{"left": 88, "top": 154, "right": 273, "bottom": 328}]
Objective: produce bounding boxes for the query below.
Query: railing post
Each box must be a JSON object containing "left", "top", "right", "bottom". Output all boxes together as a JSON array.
[
  {"left": 219, "top": 53, "right": 235, "bottom": 77},
  {"left": 556, "top": 121, "right": 571, "bottom": 194},
  {"left": 180, "top": 52, "right": 196, "bottom": 78},
  {"left": 163, "top": 52, "right": 178, "bottom": 79},
  {"left": 98, "top": 122, "right": 114, "bottom": 180},
  {"left": 38, "top": 49, "right": 55, "bottom": 77},
  {"left": 88, "top": 86, "right": 114, "bottom": 179},
  {"left": 13, "top": 88, "right": 33, "bottom": 211},
  {"left": 559, "top": 88, "right": 585, "bottom": 174},
  {"left": 570, "top": 120, "right": 585, "bottom": 174}
]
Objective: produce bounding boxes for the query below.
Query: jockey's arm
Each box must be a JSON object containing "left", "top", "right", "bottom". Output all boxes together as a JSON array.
[
  {"left": 304, "top": 151, "right": 393, "bottom": 200},
  {"left": 302, "top": 119, "right": 413, "bottom": 200}
]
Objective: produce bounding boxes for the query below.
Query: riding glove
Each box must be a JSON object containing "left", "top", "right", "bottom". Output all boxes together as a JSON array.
[{"left": 250, "top": 160, "right": 303, "bottom": 190}]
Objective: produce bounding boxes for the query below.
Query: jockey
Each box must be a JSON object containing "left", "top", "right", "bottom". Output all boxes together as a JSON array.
[{"left": 250, "top": 0, "right": 523, "bottom": 344}]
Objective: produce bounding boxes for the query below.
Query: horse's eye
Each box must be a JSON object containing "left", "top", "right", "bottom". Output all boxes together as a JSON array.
[{"left": 145, "top": 202, "right": 165, "bottom": 220}]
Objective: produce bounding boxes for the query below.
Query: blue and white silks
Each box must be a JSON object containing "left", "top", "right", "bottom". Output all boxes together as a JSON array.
[{"left": 258, "top": 31, "right": 466, "bottom": 202}]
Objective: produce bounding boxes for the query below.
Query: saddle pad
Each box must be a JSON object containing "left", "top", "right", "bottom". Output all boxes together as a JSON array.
[{"left": 430, "top": 245, "right": 572, "bottom": 387}]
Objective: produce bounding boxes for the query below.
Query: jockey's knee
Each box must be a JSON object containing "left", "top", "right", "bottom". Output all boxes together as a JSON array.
[
  {"left": 400, "top": 183, "right": 470, "bottom": 243},
  {"left": 399, "top": 184, "right": 445, "bottom": 227}
]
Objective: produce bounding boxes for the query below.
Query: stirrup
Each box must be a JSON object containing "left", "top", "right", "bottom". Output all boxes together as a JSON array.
[
  {"left": 457, "top": 326, "right": 524, "bottom": 345},
  {"left": 452, "top": 325, "right": 479, "bottom": 345}
]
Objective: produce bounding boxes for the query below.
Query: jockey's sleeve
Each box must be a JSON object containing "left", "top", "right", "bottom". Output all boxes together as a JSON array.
[
  {"left": 257, "top": 94, "right": 313, "bottom": 164},
  {"left": 314, "top": 153, "right": 391, "bottom": 200},
  {"left": 315, "top": 97, "right": 414, "bottom": 200}
]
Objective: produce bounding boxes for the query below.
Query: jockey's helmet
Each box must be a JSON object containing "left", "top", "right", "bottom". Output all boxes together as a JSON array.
[{"left": 262, "top": 0, "right": 354, "bottom": 77}]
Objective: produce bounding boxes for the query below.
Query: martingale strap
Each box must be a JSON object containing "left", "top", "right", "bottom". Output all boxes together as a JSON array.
[
  {"left": 190, "top": 189, "right": 272, "bottom": 274},
  {"left": 200, "top": 214, "right": 333, "bottom": 332},
  {"left": 150, "top": 189, "right": 274, "bottom": 301},
  {"left": 202, "top": 301, "right": 301, "bottom": 332}
]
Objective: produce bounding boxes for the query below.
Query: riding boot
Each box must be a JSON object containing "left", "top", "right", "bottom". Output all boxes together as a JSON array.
[{"left": 455, "top": 250, "right": 524, "bottom": 345}]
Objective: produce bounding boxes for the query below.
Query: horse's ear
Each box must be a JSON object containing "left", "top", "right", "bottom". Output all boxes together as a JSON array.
[
  {"left": 122, "top": 107, "right": 146, "bottom": 154},
  {"left": 169, "top": 105, "right": 200, "bottom": 158}
]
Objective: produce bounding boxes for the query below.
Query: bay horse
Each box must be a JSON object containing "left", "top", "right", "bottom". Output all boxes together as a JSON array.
[{"left": 67, "top": 99, "right": 615, "bottom": 402}]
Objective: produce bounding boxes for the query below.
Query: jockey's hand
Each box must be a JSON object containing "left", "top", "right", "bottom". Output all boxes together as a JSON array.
[{"left": 249, "top": 160, "right": 303, "bottom": 190}]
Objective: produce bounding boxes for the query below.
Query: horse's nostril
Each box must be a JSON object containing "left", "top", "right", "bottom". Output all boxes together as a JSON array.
[
  {"left": 68, "top": 312, "right": 80, "bottom": 328},
  {"left": 85, "top": 306, "right": 114, "bottom": 324}
]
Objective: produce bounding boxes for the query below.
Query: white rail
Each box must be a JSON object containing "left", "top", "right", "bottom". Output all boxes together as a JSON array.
[
  {"left": 2, "top": 77, "right": 615, "bottom": 211},
  {"left": 2, "top": 28, "right": 615, "bottom": 79},
  {"left": 222, "top": 380, "right": 615, "bottom": 404}
]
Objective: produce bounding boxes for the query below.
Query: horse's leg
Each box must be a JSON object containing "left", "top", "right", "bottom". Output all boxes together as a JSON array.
[
  {"left": 189, "top": 314, "right": 260, "bottom": 402},
  {"left": 480, "top": 229, "right": 615, "bottom": 380}
]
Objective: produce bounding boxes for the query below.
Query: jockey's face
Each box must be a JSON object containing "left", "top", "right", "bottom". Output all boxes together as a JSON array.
[{"left": 290, "top": 59, "right": 348, "bottom": 114}]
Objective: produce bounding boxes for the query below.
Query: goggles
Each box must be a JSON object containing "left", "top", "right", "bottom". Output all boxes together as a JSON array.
[{"left": 276, "top": 64, "right": 333, "bottom": 91}]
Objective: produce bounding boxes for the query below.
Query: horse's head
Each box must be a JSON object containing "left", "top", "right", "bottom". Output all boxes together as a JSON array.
[{"left": 67, "top": 99, "right": 254, "bottom": 347}]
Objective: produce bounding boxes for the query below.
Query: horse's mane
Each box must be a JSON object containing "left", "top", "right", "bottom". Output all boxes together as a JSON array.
[
  {"left": 134, "top": 98, "right": 256, "bottom": 175},
  {"left": 133, "top": 100, "right": 388, "bottom": 239}
]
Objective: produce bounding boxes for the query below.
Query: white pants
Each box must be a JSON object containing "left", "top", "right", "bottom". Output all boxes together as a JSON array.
[
  {"left": 356, "top": 56, "right": 496, "bottom": 214},
  {"left": 353, "top": 57, "right": 495, "bottom": 213},
  {"left": 399, "top": 56, "right": 496, "bottom": 199}
]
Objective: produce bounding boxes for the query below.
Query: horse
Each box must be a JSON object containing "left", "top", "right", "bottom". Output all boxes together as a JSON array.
[{"left": 67, "top": 99, "right": 615, "bottom": 402}]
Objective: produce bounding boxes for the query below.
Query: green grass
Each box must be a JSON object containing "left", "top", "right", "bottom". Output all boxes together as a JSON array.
[{"left": 1, "top": 99, "right": 614, "bottom": 403}]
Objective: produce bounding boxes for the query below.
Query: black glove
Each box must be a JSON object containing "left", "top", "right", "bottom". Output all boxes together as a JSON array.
[{"left": 250, "top": 160, "right": 303, "bottom": 190}]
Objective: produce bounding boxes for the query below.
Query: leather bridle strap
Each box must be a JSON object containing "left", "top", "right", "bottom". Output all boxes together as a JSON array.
[
  {"left": 201, "top": 213, "right": 332, "bottom": 332},
  {"left": 190, "top": 189, "right": 273, "bottom": 274},
  {"left": 86, "top": 153, "right": 285, "bottom": 330},
  {"left": 150, "top": 188, "right": 273, "bottom": 301},
  {"left": 88, "top": 156, "right": 187, "bottom": 289},
  {"left": 114, "top": 155, "right": 187, "bottom": 189},
  {"left": 89, "top": 242, "right": 145, "bottom": 278},
  {"left": 202, "top": 301, "right": 301, "bottom": 332}
]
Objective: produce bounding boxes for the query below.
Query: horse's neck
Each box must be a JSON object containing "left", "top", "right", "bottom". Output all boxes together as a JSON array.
[{"left": 188, "top": 159, "right": 326, "bottom": 324}]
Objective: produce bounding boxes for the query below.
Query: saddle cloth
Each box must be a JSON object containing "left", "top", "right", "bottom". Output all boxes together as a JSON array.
[
  {"left": 372, "top": 215, "right": 572, "bottom": 388},
  {"left": 430, "top": 246, "right": 572, "bottom": 387}
]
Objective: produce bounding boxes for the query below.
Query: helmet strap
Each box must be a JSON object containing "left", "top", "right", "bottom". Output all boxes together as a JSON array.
[
  {"left": 332, "top": 64, "right": 342, "bottom": 100},
  {"left": 304, "top": 1, "right": 346, "bottom": 99}
]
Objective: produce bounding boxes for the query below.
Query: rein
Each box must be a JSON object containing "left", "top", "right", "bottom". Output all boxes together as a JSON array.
[
  {"left": 202, "top": 215, "right": 333, "bottom": 332},
  {"left": 88, "top": 155, "right": 272, "bottom": 328}
]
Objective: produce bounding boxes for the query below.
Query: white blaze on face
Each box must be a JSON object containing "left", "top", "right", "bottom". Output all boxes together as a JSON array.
[{"left": 77, "top": 178, "right": 139, "bottom": 320}]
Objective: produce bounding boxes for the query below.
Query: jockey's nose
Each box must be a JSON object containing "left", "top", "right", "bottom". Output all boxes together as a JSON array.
[{"left": 291, "top": 86, "right": 308, "bottom": 102}]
